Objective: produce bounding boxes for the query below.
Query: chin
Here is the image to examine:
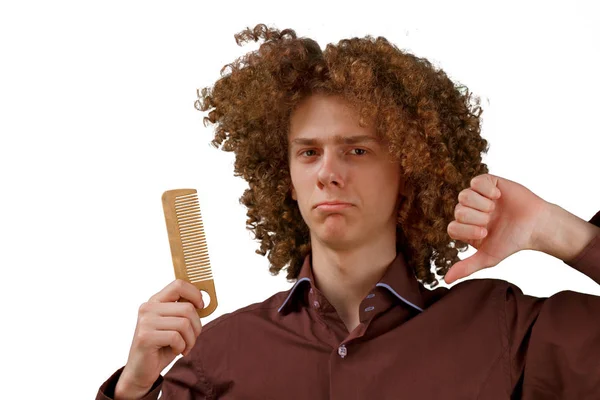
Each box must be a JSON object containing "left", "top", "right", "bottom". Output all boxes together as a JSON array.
[{"left": 316, "top": 226, "right": 355, "bottom": 244}]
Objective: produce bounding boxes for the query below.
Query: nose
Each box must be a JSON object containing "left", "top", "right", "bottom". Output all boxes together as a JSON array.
[{"left": 317, "top": 148, "right": 346, "bottom": 189}]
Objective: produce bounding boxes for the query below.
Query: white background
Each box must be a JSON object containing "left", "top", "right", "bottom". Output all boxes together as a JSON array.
[{"left": 1, "top": 1, "right": 598, "bottom": 398}]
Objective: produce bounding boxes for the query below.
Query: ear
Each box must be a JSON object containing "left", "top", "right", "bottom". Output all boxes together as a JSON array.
[{"left": 291, "top": 185, "right": 297, "bottom": 201}]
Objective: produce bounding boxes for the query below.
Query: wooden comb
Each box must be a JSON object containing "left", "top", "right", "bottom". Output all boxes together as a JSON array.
[{"left": 161, "top": 189, "right": 218, "bottom": 318}]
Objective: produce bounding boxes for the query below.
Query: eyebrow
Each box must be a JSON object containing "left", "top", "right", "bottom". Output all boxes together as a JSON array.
[{"left": 290, "top": 135, "right": 381, "bottom": 147}]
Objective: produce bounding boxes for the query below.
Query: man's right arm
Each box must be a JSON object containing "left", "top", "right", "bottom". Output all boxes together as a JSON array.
[{"left": 97, "top": 350, "right": 215, "bottom": 400}]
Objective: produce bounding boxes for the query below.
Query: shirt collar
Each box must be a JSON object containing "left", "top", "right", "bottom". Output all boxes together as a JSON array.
[{"left": 278, "top": 251, "right": 425, "bottom": 314}]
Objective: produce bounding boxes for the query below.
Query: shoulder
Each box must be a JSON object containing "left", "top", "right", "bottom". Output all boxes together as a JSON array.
[
  {"left": 448, "top": 277, "right": 548, "bottom": 307},
  {"left": 186, "top": 289, "right": 296, "bottom": 370},
  {"left": 419, "top": 277, "right": 546, "bottom": 313},
  {"left": 420, "top": 277, "right": 510, "bottom": 304},
  {"left": 446, "top": 277, "right": 534, "bottom": 297}
]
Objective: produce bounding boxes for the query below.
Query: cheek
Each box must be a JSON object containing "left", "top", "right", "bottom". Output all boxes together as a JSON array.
[
  {"left": 290, "top": 167, "right": 312, "bottom": 191},
  {"left": 371, "top": 170, "right": 402, "bottom": 201},
  {"left": 290, "top": 174, "right": 308, "bottom": 202}
]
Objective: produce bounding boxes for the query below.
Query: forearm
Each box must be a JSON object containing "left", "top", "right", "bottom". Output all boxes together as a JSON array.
[{"left": 533, "top": 202, "right": 600, "bottom": 263}]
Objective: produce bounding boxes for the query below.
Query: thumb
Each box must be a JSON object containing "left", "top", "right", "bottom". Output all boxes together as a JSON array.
[{"left": 444, "top": 252, "right": 492, "bottom": 284}]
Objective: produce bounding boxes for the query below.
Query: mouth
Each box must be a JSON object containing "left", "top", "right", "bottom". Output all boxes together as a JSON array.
[{"left": 314, "top": 203, "right": 353, "bottom": 211}]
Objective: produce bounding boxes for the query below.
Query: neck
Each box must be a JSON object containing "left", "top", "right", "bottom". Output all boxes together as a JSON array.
[{"left": 310, "top": 230, "right": 397, "bottom": 332}]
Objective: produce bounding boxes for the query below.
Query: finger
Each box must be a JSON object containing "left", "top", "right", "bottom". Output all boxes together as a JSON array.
[
  {"left": 447, "top": 221, "right": 487, "bottom": 241},
  {"left": 140, "top": 301, "right": 203, "bottom": 337},
  {"left": 458, "top": 189, "right": 496, "bottom": 213},
  {"left": 454, "top": 204, "right": 491, "bottom": 226},
  {"left": 470, "top": 174, "right": 501, "bottom": 200},
  {"left": 139, "top": 329, "right": 187, "bottom": 356},
  {"left": 149, "top": 279, "right": 205, "bottom": 310},
  {"left": 150, "top": 316, "right": 199, "bottom": 354}
]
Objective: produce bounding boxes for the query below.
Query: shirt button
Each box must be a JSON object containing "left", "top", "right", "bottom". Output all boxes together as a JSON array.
[
  {"left": 313, "top": 300, "right": 320, "bottom": 308},
  {"left": 338, "top": 344, "right": 347, "bottom": 358}
]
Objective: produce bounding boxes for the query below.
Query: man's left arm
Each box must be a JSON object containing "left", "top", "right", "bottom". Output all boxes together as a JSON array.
[{"left": 444, "top": 174, "right": 600, "bottom": 396}]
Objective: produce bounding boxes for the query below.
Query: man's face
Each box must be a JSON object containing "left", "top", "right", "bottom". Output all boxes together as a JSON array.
[{"left": 288, "top": 93, "right": 406, "bottom": 250}]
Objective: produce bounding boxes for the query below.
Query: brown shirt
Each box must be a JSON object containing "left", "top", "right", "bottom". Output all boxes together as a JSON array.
[{"left": 98, "top": 210, "right": 600, "bottom": 399}]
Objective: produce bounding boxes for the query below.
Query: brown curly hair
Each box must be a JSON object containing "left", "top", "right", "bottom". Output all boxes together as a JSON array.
[{"left": 194, "top": 23, "right": 490, "bottom": 289}]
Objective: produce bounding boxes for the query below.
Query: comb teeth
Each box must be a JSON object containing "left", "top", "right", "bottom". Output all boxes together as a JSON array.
[
  {"left": 162, "top": 188, "right": 218, "bottom": 318},
  {"left": 174, "top": 193, "right": 213, "bottom": 283}
]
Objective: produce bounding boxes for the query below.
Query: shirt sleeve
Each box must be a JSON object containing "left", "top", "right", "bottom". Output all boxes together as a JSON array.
[
  {"left": 503, "top": 209, "right": 600, "bottom": 398},
  {"left": 96, "top": 352, "right": 214, "bottom": 399},
  {"left": 96, "top": 366, "right": 162, "bottom": 400},
  {"left": 562, "top": 209, "right": 600, "bottom": 285}
]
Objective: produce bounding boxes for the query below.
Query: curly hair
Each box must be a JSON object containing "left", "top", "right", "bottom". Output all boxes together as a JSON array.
[{"left": 194, "top": 23, "right": 490, "bottom": 289}]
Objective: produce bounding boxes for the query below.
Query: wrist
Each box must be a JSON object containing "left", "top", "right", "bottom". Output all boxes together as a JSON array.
[
  {"left": 114, "top": 371, "right": 153, "bottom": 400},
  {"left": 529, "top": 200, "right": 555, "bottom": 253},
  {"left": 531, "top": 202, "right": 600, "bottom": 263}
]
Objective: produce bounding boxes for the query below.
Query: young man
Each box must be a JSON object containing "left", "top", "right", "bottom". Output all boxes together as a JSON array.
[{"left": 97, "top": 25, "right": 600, "bottom": 399}]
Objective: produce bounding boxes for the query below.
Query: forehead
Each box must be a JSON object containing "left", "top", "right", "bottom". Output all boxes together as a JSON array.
[{"left": 288, "top": 94, "right": 379, "bottom": 146}]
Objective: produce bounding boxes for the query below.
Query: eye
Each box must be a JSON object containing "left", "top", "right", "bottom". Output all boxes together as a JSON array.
[
  {"left": 349, "top": 148, "right": 368, "bottom": 156},
  {"left": 299, "top": 149, "right": 317, "bottom": 157}
]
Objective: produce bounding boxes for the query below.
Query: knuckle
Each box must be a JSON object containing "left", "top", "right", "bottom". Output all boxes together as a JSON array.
[
  {"left": 174, "top": 341, "right": 185, "bottom": 354},
  {"left": 138, "top": 302, "right": 150, "bottom": 314},
  {"left": 455, "top": 205, "right": 464, "bottom": 219},
  {"left": 447, "top": 222, "right": 455, "bottom": 235},
  {"left": 452, "top": 224, "right": 460, "bottom": 236},
  {"left": 178, "top": 336, "right": 187, "bottom": 352},
  {"left": 171, "top": 331, "right": 182, "bottom": 344},
  {"left": 137, "top": 329, "right": 150, "bottom": 345},
  {"left": 186, "top": 302, "right": 197, "bottom": 314},
  {"left": 180, "top": 317, "right": 192, "bottom": 331},
  {"left": 138, "top": 314, "right": 149, "bottom": 326}
]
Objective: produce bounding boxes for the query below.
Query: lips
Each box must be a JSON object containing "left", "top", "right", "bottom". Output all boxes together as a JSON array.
[{"left": 314, "top": 201, "right": 353, "bottom": 209}]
